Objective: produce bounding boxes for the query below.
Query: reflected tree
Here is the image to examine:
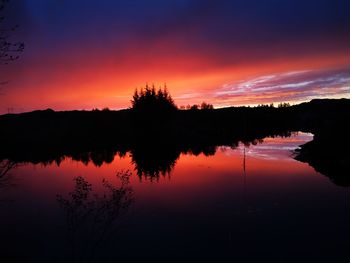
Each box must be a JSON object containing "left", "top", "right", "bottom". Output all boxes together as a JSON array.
[
  {"left": 130, "top": 147, "right": 180, "bottom": 181},
  {"left": 0, "top": 160, "right": 18, "bottom": 203},
  {"left": 0, "top": 126, "right": 300, "bottom": 183},
  {"left": 0, "top": 159, "right": 16, "bottom": 179},
  {"left": 71, "top": 149, "right": 118, "bottom": 167},
  {"left": 185, "top": 145, "right": 217, "bottom": 156},
  {"left": 130, "top": 143, "right": 220, "bottom": 181},
  {"left": 0, "top": 159, "right": 17, "bottom": 187},
  {"left": 295, "top": 138, "right": 350, "bottom": 187}
]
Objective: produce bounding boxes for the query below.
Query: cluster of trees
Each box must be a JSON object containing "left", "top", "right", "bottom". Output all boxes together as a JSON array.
[
  {"left": 278, "top": 102, "right": 291, "bottom": 108},
  {"left": 256, "top": 103, "right": 275, "bottom": 108},
  {"left": 179, "top": 102, "right": 214, "bottom": 111},
  {"left": 130, "top": 85, "right": 215, "bottom": 113},
  {"left": 131, "top": 85, "right": 177, "bottom": 113},
  {"left": 256, "top": 102, "right": 291, "bottom": 108},
  {"left": 92, "top": 107, "right": 111, "bottom": 112}
]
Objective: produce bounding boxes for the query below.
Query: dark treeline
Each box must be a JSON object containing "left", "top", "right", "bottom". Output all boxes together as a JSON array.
[{"left": 0, "top": 98, "right": 349, "bottom": 184}]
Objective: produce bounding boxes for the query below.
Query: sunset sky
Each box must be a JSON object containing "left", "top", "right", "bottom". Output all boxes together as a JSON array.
[{"left": 1, "top": 0, "right": 350, "bottom": 113}]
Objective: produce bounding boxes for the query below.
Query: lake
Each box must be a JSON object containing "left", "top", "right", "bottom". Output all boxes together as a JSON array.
[{"left": 1, "top": 132, "right": 350, "bottom": 263}]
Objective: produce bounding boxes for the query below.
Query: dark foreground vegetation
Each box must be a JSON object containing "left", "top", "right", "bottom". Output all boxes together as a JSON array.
[{"left": 0, "top": 91, "right": 349, "bottom": 185}]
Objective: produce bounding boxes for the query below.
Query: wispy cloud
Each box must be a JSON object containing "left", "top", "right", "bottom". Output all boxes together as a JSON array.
[{"left": 213, "top": 67, "right": 350, "bottom": 105}]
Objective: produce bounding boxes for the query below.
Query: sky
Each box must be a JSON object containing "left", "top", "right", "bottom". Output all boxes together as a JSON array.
[{"left": 1, "top": 0, "right": 350, "bottom": 113}]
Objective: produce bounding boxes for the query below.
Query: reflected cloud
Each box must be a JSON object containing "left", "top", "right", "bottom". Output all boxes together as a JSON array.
[{"left": 221, "top": 133, "right": 313, "bottom": 161}]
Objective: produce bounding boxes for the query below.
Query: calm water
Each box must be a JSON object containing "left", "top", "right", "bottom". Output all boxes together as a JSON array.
[{"left": 1, "top": 132, "right": 350, "bottom": 263}]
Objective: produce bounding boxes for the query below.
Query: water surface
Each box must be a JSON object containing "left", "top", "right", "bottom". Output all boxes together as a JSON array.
[{"left": 1, "top": 132, "right": 350, "bottom": 262}]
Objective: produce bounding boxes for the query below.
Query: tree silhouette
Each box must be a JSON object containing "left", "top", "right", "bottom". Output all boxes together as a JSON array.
[
  {"left": 130, "top": 146, "right": 180, "bottom": 181},
  {"left": 0, "top": 159, "right": 17, "bottom": 190},
  {"left": 131, "top": 85, "right": 177, "bottom": 113},
  {"left": 278, "top": 102, "right": 291, "bottom": 108},
  {"left": 200, "top": 102, "right": 214, "bottom": 110},
  {"left": 0, "top": 0, "right": 24, "bottom": 65}
]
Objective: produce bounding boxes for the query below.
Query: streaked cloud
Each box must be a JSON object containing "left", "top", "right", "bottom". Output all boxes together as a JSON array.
[{"left": 214, "top": 67, "right": 350, "bottom": 105}]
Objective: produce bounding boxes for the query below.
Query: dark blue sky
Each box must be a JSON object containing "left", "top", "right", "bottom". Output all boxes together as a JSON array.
[{"left": 17, "top": 0, "right": 350, "bottom": 53}]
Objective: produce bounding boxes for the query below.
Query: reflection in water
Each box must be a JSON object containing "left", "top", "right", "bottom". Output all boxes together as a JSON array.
[
  {"left": 0, "top": 160, "right": 18, "bottom": 203},
  {"left": 70, "top": 149, "right": 127, "bottom": 167},
  {"left": 0, "top": 131, "right": 350, "bottom": 189},
  {"left": 1, "top": 133, "right": 350, "bottom": 262},
  {"left": 130, "top": 147, "right": 180, "bottom": 181},
  {"left": 57, "top": 170, "right": 134, "bottom": 263},
  {"left": 0, "top": 160, "right": 17, "bottom": 188},
  {"left": 295, "top": 137, "right": 350, "bottom": 187},
  {"left": 0, "top": 131, "right": 345, "bottom": 186},
  {"left": 131, "top": 144, "right": 224, "bottom": 181},
  {"left": 0, "top": 129, "right": 296, "bottom": 180}
]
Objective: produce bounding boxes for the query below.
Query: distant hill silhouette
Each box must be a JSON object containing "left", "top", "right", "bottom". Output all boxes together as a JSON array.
[{"left": 0, "top": 98, "right": 349, "bottom": 184}]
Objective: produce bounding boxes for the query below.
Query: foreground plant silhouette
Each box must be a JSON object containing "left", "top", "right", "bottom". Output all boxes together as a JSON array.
[
  {"left": 0, "top": 0, "right": 24, "bottom": 65},
  {"left": 57, "top": 171, "right": 134, "bottom": 263},
  {"left": 0, "top": 160, "right": 18, "bottom": 203}
]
